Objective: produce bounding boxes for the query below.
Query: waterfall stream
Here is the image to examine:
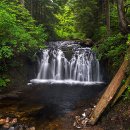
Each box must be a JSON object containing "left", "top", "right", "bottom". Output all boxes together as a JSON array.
[{"left": 30, "top": 41, "right": 102, "bottom": 84}]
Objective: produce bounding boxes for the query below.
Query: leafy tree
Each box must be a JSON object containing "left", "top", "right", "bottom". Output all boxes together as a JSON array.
[
  {"left": 0, "top": 0, "right": 47, "bottom": 87},
  {"left": 53, "top": 0, "right": 68, "bottom": 7},
  {"left": 0, "top": 0, "right": 46, "bottom": 59},
  {"left": 110, "top": 3, "right": 119, "bottom": 33},
  {"left": 117, "top": 0, "right": 130, "bottom": 34},
  {"left": 54, "top": 3, "right": 84, "bottom": 39},
  {"left": 54, "top": 0, "right": 99, "bottom": 40},
  {"left": 70, "top": 0, "right": 98, "bottom": 38},
  {"left": 25, "top": 0, "right": 59, "bottom": 40}
]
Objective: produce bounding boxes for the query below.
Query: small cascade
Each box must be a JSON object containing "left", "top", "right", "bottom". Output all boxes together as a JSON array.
[{"left": 31, "top": 41, "right": 102, "bottom": 84}]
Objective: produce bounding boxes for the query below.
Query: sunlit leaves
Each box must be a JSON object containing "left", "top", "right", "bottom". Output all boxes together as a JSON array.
[
  {"left": 127, "top": 34, "right": 130, "bottom": 45},
  {"left": 93, "top": 33, "right": 127, "bottom": 67},
  {"left": 55, "top": 5, "right": 75, "bottom": 39},
  {"left": 0, "top": 46, "right": 13, "bottom": 60},
  {"left": 55, "top": 3, "right": 85, "bottom": 39},
  {"left": 0, "top": 0, "right": 47, "bottom": 61},
  {"left": 110, "top": 3, "right": 118, "bottom": 32},
  {"left": 0, "top": 77, "right": 10, "bottom": 87}
]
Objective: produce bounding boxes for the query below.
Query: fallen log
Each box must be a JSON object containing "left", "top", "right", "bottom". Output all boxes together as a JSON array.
[
  {"left": 111, "top": 76, "right": 130, "bottom": 106},
  {"left": 88, "top": 59, "right": 128, "bottom": 125}
]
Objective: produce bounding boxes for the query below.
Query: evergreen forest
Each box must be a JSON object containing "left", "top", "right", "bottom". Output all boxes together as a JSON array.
[{"left": 0, "top": 0, "right": 130, "bottom": 129}]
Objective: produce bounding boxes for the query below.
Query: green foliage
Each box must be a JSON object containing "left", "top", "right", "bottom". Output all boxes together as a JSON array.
[
  {"left": 109, "top": 3, "right": 119, "bottom": 33},
  {"left": 125, "top": 0, "right": 130, "bottom": 20},
  {"left": 54, "top": 0, "right": 98, "bottom": 39},
  {"left": 25, "top": 0, "right": 58, "bottom": 40},
  {"left": 54, "top": 4, "right": 84, "bottom": 39},
  {"left": 127, "top": 34, "right": 130, "bottom": 45},
  {"left": 0, "top": 0, "right": 47, "bottom": 61},
  {"left": 55, "top": 5, "right": 74, "bottom": 39},
  {"left": 93, "top": 26, "right": 107, "bottom": 40},
  {"left": 124, "top": 85, "right": 130, "bottom": 100},
  {"left": 0, "top": 77, "right": 10, "bottom": 88},
  {"left": 93, "top": 2, "right": 119, "bottom": 40},
  {"left": 70, "top": 0, "right": 98, "bottom": 38},
  {"left": 0, "top": 0, "right": 47, "bottom": 87},
  {"left": 53, "top": 0, "right": 68, "bottom": 6},
  {"left": 93, "top": 33, "right": 127, "bottom": 67}
]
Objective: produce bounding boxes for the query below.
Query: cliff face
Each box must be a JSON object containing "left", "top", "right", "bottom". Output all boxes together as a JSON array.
[{"left": 7, "top": 56, "right": 37, "bottom": 89}]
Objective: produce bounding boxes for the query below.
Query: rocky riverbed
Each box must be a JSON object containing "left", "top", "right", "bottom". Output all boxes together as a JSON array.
[
  {"left": 0, "top": 115, "right": 35, "bottom": 130},
  {"left": 0, "top": 85, "right": 130, "bottom": 130}
]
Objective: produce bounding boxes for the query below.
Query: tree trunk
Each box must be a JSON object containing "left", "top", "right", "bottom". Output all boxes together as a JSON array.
[
  {"left": 19, "top": 0, "right": 25, "bottom": 7},
  {"left": 88, "top": 59, "right": 128, "bottom": 125},
  {"left": 117, "top": 0, "right": 130, "bottom": 34},
  {"left": 30, "top": 0, "right": 33, "bottom": 15},
  {"left": 105, "top": 0, "right": 110, "bottom": 34}
]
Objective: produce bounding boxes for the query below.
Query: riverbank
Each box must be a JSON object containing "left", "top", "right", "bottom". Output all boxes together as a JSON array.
[{"left": 99, "top": 99, "right": 130, "bottom": 130}]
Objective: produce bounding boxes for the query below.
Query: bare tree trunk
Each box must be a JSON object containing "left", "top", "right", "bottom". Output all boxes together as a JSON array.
[
  {"left": 30, "top": 0, "right": 33, "bottom": 15},
  {"left": 19, "top": 0, "right": 25, "bottom": 7},
  {"left": 105, "top": 0, "right": 110, "bottom": 34},
  {"left": 117, "top": 0, "right": 130, "bottom": 34}
]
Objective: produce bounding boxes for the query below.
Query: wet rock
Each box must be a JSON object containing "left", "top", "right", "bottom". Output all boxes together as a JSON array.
[
  {"left": 74, "top": 107, "right": 95, "bottom": 128},
  {"left": 0, "top": 95, "right": 6, "bottom": 100},
  {"left": 8, "top": 127, "right": 14, "bottom": 130},
  {"left": 27, "top": 127, "right": 35, "bottom": 130},
  {"left": 0, "top": 114, "right": 34, "bottom": 130},
  {"left": 13, "top": 125, "right": 23, "bottom": 130},
  {"left": 5, "top": 117, "right": 9, "bottom": 123},
  {"left": 84, "top": 39, "right": 94, "bottom": 47},
  {"left": 0, "top": 119, "right": 6, "bottom": 125},
  {"left": 84, "top": 108, "right": 92, "bottom": 117},
  {"left": 10, "top": 118, "right": 17, "bottom": 125},
  {"left": 73, "top": 116, "right": 82, "bottom": 128},
  {"left": 2, "top": 123, "right": 10, "bottom": 129},
  {"left": 0, "top": 128, "right": 9, "bottom": 130},
  {"left": 0, "top": 90, "right": 23, "bottom": 100},
  {"left": 79, "top": 39, "right": 94, "bottom": 47}
]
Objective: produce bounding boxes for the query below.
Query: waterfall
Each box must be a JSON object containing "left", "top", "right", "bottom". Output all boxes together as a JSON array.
[{"left": 30, "top": 41, "right": 102, "bottom": 84}]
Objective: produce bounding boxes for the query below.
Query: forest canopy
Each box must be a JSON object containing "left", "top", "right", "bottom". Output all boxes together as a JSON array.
[
  {"left": 0, "top": 0, "right": 47, "bottom": 87},
  {"left": 0, "top": 0, "right": 47, "bottom": 60},
  {"left": 0, "top": 0, "right": 130, "bottom": 88}
]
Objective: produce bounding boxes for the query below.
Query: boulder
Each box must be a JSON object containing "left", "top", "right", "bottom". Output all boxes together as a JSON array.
[{"left": 80, "top": 39, "right": 94, "bottom": 47}]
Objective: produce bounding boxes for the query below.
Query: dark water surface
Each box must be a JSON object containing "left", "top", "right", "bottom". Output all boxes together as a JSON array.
[
  {"left": 0, "top": 83, "right": 105, "bottom": 129},
  {"left": 22, "top": 83, "right": 105, "bottom": 113}
]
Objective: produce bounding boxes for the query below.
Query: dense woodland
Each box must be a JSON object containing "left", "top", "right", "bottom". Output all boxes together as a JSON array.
[{"left": 0, "top": 0, "right": 130, "bottom": 98}]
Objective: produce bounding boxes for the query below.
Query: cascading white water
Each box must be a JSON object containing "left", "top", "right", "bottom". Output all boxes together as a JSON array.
[
  {"left": 30, "top": 41, "right": 103, "bottom": 84},
  {"left": 34, "top": 50, "right": 100, "bottom": 83}
]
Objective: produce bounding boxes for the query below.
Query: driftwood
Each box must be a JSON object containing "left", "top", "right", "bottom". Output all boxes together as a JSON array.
[{"left": 88, "top": 59, "right": 128, "bottom": 125}]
